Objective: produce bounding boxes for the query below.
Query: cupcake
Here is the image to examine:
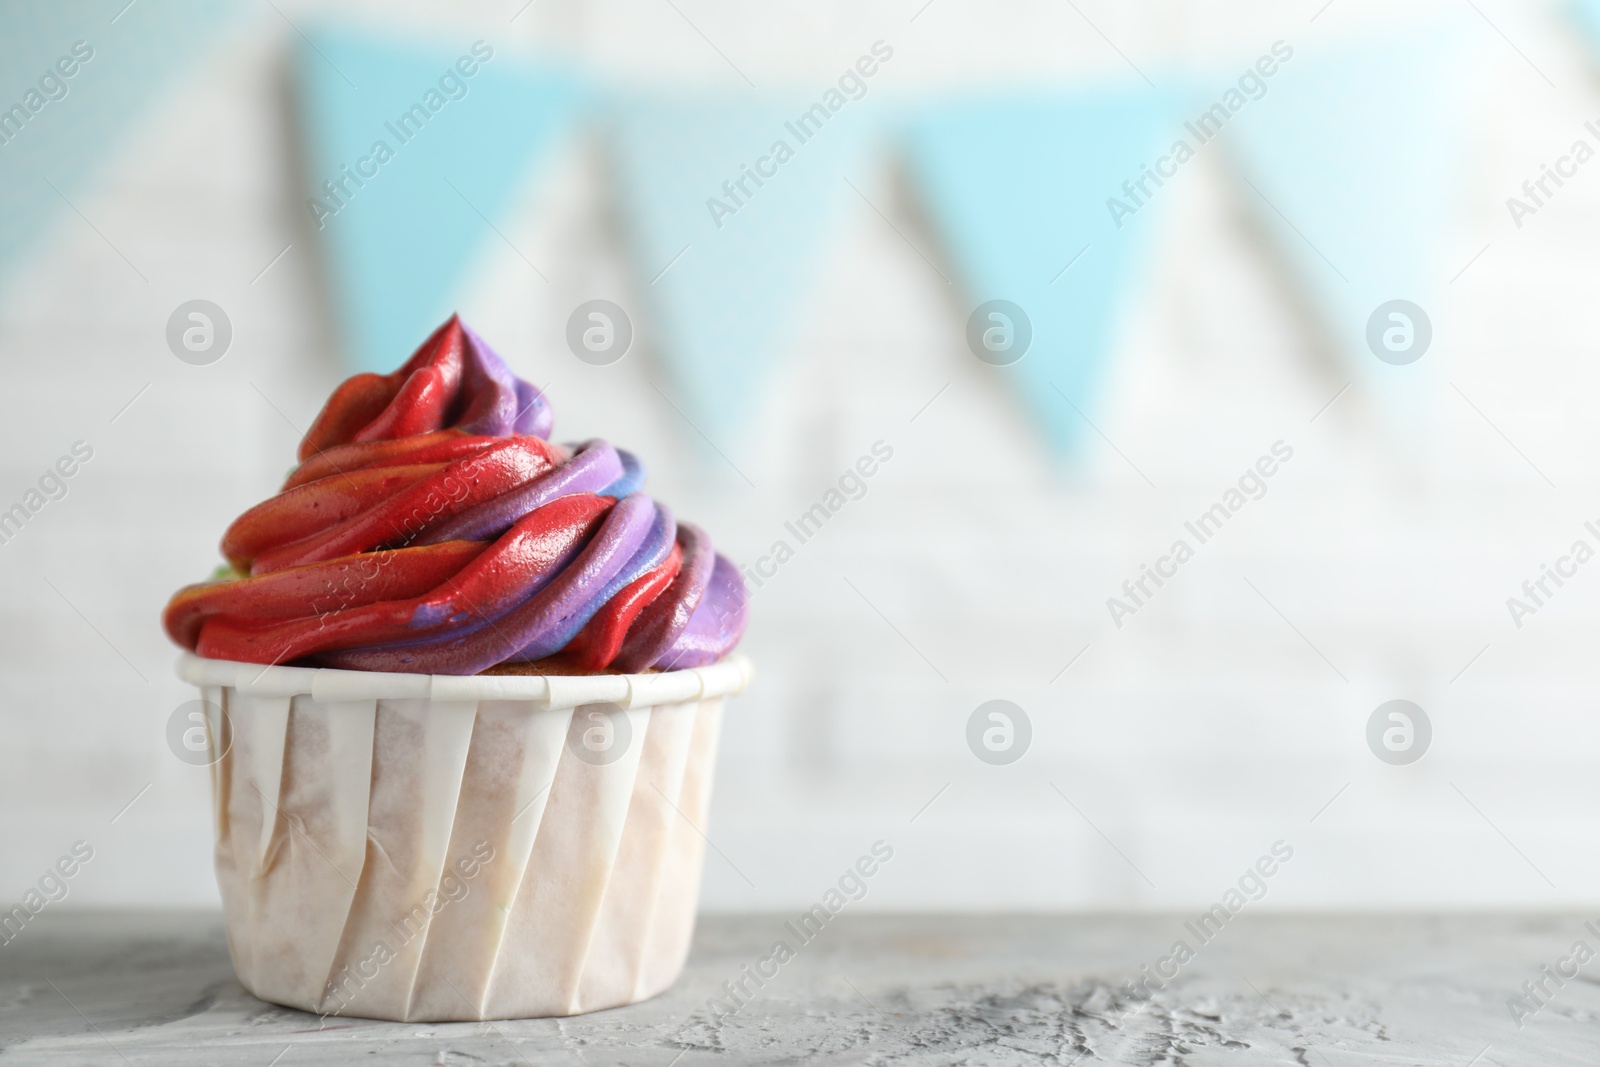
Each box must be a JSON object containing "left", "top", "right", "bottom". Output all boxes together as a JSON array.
[{"left": 163, "top": 316, "right": 750, "bottom": 1021}]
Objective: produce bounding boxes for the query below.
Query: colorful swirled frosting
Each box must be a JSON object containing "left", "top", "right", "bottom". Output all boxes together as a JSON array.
[{"left": 163, "top": 316, "right": 748, "bottom": 676}]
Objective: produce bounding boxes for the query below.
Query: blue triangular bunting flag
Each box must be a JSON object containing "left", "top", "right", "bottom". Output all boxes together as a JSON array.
[
  {"left": 0, "top": 0, "right": 241, "bottom": 285},
  {"left": 296, "top": 27, "right": 584, "bottom": 371},
  {"left": 608, "top": 91, "right": 878, "bottom": 441},
  {"left": 902, "top": 88, "right": 1176, "bottom": 454},
  {"left": 1224, "top": 25, "right": 1473, "bottom": 422}
]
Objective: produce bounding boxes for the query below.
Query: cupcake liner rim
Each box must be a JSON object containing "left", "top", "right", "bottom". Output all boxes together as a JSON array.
[{"left": 175, "top": 651, "right": 752, "bottom": 710}]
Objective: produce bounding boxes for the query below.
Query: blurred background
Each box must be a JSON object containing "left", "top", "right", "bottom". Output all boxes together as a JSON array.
[{"left": 2, "top": 0, "right": 1599, "bottom": 914}]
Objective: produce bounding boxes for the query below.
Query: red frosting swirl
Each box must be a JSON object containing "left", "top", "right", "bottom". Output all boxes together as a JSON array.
[{"left": 163, "top": 316, "right": 748, "bottom": 675}]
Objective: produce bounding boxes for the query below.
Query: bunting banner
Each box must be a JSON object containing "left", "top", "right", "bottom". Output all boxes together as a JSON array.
[
  {"left": 0, "top": 15, "right": 1489, "bottom": 456},
  {"left": 902, "top": 89, "right": 1175, "bottom": 453},
  {"left": 104, "top": 21, "right": 1477, "bottom": 456},
  {"left": 294, "top": 27, "right": 585, "bottom": 373}
]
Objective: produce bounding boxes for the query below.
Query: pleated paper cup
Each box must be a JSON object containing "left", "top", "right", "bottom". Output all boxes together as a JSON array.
[{"left": 175, "top": 651, "right": 752, "bottom": 1022}]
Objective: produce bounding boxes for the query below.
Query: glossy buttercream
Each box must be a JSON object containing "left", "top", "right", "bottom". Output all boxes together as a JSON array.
[{"left": 163, "top": 316, "right": 747, "bottom": 675}]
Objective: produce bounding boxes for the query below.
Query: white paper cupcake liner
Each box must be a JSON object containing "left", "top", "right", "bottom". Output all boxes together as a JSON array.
[{"left": 175, "top": 652, "right": 752, "bottom": 1022}]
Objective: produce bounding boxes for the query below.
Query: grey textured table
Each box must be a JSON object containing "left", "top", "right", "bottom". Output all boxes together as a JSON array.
[{"left": 1, "top": 912, "right": 1595, "bottom": 1064}]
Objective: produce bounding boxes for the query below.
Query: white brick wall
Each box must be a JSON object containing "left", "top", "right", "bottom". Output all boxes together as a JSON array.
[{"left": 2, "top": 0, "right": 1597, "bottom": 913}]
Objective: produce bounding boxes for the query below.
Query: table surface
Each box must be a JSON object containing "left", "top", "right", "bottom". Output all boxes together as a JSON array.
[{"left": 1, "top": 912, "right": 1596, "bottom": 1065}]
